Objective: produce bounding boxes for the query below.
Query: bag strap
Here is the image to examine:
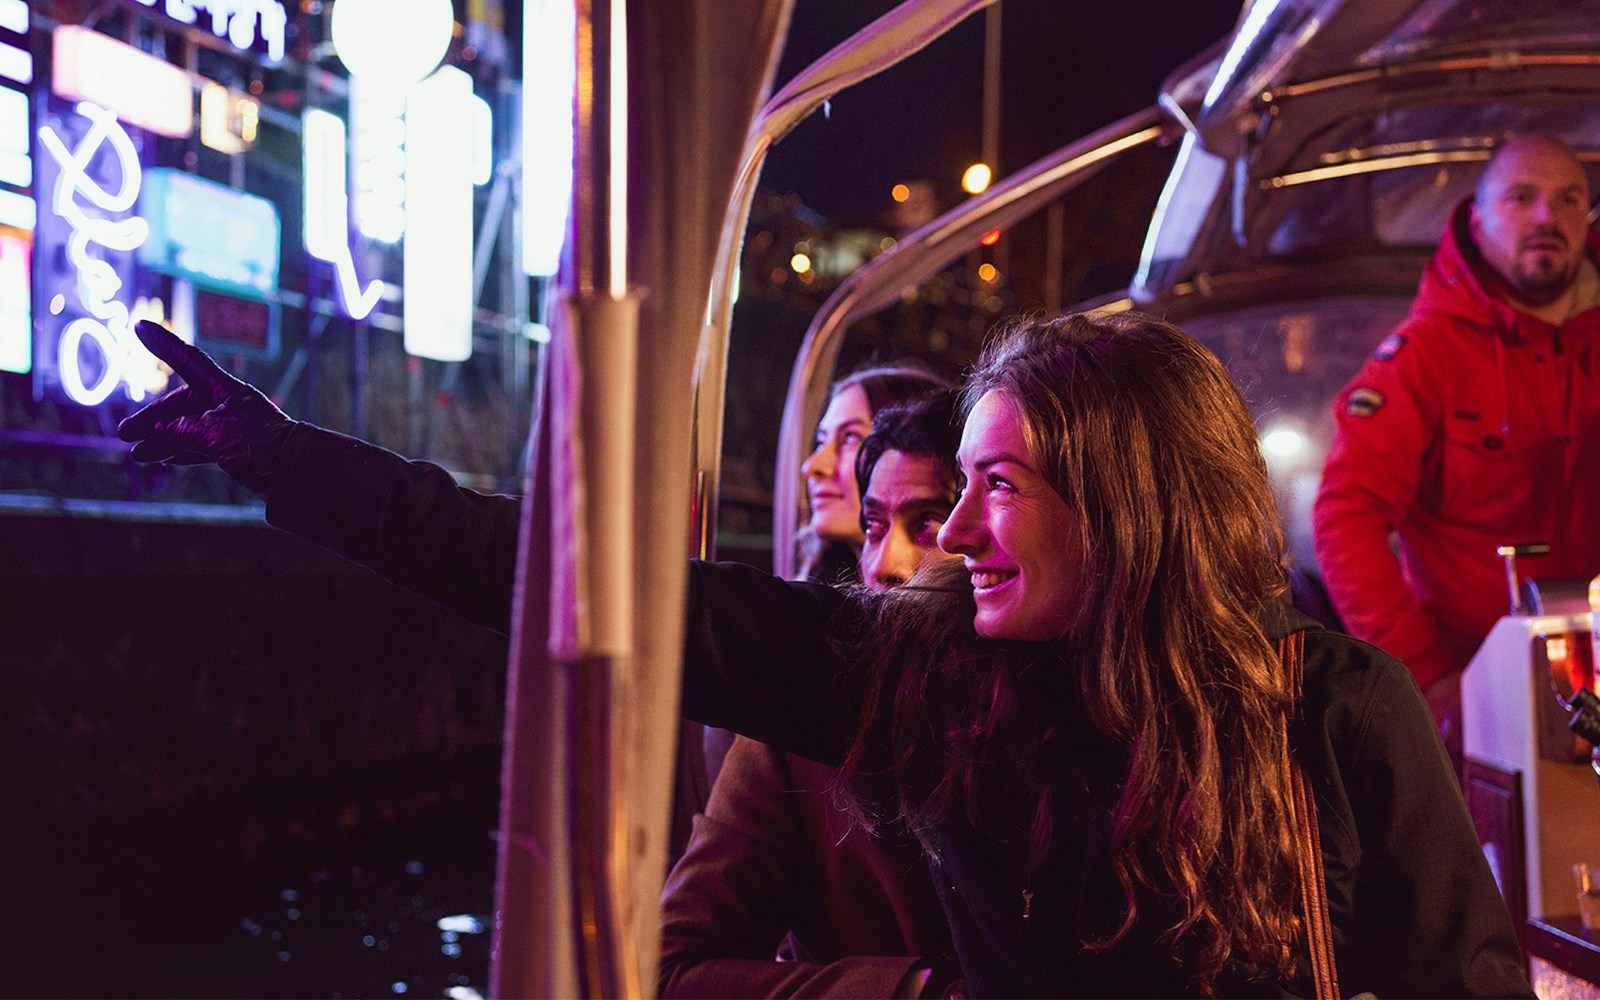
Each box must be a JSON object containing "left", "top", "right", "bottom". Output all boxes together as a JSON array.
[{"left": 1279, "top": 630, "right": 1341, "bottom": 1000}]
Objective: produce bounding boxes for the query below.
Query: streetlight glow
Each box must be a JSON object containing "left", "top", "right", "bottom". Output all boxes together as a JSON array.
[
  {"left": 961, "top": 162, "right": 992, "bottom": 195},
  {"left": 1261, "top": 425, "right": 1307, "bottom": 460}
]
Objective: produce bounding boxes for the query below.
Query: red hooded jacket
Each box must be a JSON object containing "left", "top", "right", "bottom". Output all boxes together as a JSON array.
[{"left": 1314, "top": 200, "right": 1600, "bottom": 691}]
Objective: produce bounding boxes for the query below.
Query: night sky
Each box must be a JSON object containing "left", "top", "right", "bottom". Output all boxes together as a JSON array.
[{"left": 762, "top": 0, "right": 1245, "bottom": 224}]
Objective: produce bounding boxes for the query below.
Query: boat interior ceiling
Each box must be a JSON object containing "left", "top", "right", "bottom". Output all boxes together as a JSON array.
[{"left": 1135, "top": 0, "right": 1600, "bottom": 312}]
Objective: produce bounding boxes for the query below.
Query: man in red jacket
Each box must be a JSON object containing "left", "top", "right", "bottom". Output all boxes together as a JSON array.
[{"left": 1314, "top": 134, "right": 1600, "bottom": 771}]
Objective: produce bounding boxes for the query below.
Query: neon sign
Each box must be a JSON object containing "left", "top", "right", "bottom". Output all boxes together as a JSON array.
[
  {"left": 131, "top": 0, "right": 288, "bottom": 63},
  {"left": 138, "top": 167, "right": 279, "bottom": 298},
  {"left": 0, "top": 228, "right": 29, "bottom": 374},
  {"left": 0, "top": 0, "right": 31, "bottom": 374},
  {"left": 303, "top": 108, "right": 383, "bottom": 319},
  {"left": 52, "top": 25, "right": 194, "bottom": 139},
  {"left": 521, "top": 0, "right": 575, "bottom": 277},
  {"left": 37, "top": 101, "right": 160, "bottom": 406},
  {"left": 403, "top": 66, "right": 474, "bottom": 362},
  {"left": 349, "top": 81, "right": 406, "bottom": 244}
]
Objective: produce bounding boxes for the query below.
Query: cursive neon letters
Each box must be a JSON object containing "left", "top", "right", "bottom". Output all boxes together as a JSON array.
[{"left": 38, "top": 101, "right": 153, "bottom": 406}]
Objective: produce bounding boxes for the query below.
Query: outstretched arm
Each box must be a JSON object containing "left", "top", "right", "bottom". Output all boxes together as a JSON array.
[
  {"left": 120, "top": 321, "right": 522, "bottom": 633},
  {"left": 122, "top": 325, "right": 866, "bottom": 735}
]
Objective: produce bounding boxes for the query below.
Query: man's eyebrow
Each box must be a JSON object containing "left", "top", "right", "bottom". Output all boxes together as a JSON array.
[{"left": 868, "top": 493, "right": 956, "bottom": 514}]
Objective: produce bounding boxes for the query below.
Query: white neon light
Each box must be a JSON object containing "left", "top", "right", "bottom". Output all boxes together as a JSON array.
[
  {"left": 350, "top": 80, "right": 406, "bottom": 244},
  {"left": 0, "top": 78, "right": 28, "bottom": 187},
  {"left": 137, "top": 0, "right": 194, "bottom": 23},
  {"left": 521, "top": 0, "right": 575, "bottom": 277},
  {"left": 131, "top": 0, "right": 287, "bottom": 63},
  {"left": 470, "top": 93, "right": 492, "bottom": 187},
  {"left": 0, "top": 40, "right": 30, "bottom": 84},
  {"left": 403, "top": 66, "right": 473, "bottom": 362},
  {"left": 0, "top": 188, "right": 35, "bottom": 229},
  {"left": 0, "top": 0, "right": 29, "bottom": 35},
  {"left": 331, "top": 0, "right": 453, "bottom": 89},
  {"left": 302, "top": 108, "right": 382, "bottom": 321},
  {"left": 53, "top": 26, "right": 194, "bottom": 138},
  {"left": 303, "top": 109, "right": 346, "bottom": 261},
  {"left": 0, "top": 148, "right": 28, "bottom": 186},
  {"left": 0, "top": 85, "right": 26, "bottom": 150},
  {"left": 38, "top": 102, "right": 153, "bottom": 406}
]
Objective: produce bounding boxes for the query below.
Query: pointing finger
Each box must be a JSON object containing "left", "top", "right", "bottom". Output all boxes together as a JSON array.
[{"left": 133, "top": 320, "right": 236, "bottom": 399}]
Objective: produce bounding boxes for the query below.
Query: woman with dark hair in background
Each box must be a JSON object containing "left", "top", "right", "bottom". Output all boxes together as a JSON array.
[{"left": 795, "top": 364, "right": 951, "bottom": 584}]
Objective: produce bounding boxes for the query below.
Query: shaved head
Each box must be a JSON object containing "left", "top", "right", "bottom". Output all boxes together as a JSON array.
[
  {"left": 1475, "top": 135, "right": 1589, "bottom": 206},
  {"left": 1470, "top": 135, "right": 1592, "bottom": 308}
]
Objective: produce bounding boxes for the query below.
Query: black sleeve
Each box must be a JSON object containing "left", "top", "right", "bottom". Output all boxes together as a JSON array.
[
  {"left": 681, "top": 560, "right": 867, "bottom": 767},
  {"left": 264, "top": 429, "right": 865, "bottom": 764},
  {"left": 1328, "top": 644, "right": 1533, "bottom": 998},
  {"left": 265, "top": 423, "right": 522, "bottom": 635}
]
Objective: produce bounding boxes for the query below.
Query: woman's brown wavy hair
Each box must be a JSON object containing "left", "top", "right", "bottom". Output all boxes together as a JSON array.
[{"left": 840, "top": 311, "right": 1300, "bottom": 993}]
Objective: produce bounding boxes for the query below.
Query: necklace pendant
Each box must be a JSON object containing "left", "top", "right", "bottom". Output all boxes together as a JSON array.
[{"left": 1021, "top": 888, "right": 1034, "bottom": 920}]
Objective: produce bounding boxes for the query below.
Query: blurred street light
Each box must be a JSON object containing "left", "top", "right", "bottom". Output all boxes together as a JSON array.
[{"left": 961, "top": 162, "right": 992, "bottom": 195}]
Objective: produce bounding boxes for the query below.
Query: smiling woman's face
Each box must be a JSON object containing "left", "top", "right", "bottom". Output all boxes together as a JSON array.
[
  {"left": 937, "top": 390, "right": 1085, "bottom": 642},
  {"left": 801, "top": 384, "right": 873, "bottom": 544}
]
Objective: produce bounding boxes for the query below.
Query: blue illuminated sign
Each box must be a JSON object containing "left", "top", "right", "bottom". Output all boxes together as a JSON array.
[{"left": 138, "top": 167, "right": 280, "bottom": 299}]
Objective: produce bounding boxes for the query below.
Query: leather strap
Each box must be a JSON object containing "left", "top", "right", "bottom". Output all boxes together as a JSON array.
[{"left": 1280, "top": 631, "right": 1341, "bottom": 1000}]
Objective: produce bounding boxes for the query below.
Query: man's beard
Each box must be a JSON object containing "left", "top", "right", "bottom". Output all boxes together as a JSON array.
[{"left": 1507, "top": 245, "right": 1581, "bottom": 306}]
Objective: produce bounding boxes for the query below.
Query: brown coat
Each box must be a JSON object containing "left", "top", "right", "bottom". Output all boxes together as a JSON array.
[{"left": 659, "top": 735, "right": 955, "bottom": 998}]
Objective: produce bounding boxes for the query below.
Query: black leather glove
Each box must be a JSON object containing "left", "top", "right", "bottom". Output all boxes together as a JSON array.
[{"left": 117, "top": 320, "right": 297, "bottom": 499}]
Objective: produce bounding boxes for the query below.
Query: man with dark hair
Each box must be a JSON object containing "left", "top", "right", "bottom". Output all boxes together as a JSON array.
[
  {"left": 1314, "top": 134, "right": 1600, "bottom": 767},
  {"left": 659, "top": 391, "right": 964, "bottom": 999},
  {"left": 855, "top": 391, "right": 961, "bottom": 591}
]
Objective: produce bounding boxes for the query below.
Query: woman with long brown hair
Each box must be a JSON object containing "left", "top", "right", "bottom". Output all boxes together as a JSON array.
[
  {"left": 683, "top": 312, "right": 1528, "bottom": 996},
  {"left": 833, "top": 312, "right": 1325, "bottom": 992}
]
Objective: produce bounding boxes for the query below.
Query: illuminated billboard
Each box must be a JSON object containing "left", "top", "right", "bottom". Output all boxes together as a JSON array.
[
  {"left": 52, "top": 25, "right": 194, "bottom": 139},
  {"left": 138, "top": 167, "right": 280, "bottom": 298}
]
